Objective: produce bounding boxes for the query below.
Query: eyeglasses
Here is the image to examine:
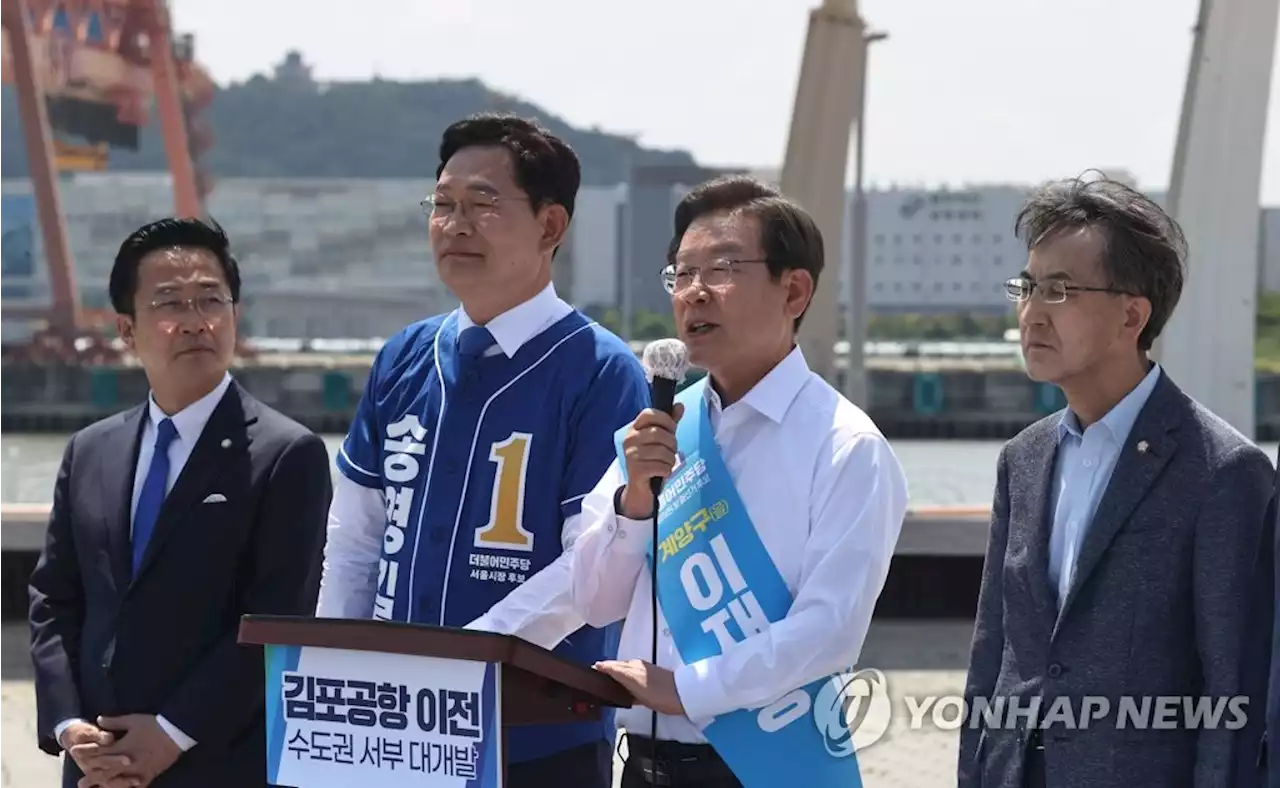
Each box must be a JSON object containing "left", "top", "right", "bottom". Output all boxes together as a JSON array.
[
  {"left": 660, "top": 259, "right": 769, "bottom": 294},
  {"left": 421, "top": 193, "right": 529, "bottom": 222},
  {"left": 1003, "top": 277, "right": 1133, "bottom": 304},
  {"left": 148, "top": 293, "right": 234, "bottom": 319}
]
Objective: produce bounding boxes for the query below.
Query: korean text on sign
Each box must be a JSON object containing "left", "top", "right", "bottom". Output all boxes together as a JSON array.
[{"left": 283, "top": 674, "right": 483, "bottom": 738}]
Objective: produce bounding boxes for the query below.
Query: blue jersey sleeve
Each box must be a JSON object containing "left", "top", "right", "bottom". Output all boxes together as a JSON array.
[
  {"left": 560, "top": 346, "right": 651, "bottom": 520},
  {"left": 336, "top": 346, "right": 390, "bottom": 489}
]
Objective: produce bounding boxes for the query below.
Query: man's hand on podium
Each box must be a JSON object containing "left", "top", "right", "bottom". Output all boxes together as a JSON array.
[{"left": 593, "top": 659, "right": 685, "bottom": 716}]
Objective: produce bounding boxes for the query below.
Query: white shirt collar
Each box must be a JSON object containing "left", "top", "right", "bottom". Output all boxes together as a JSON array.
[
  {"left": 147, "top": 372, "right": 234, "bottom": 445},
  {"left": 705, "top": 345, "right": 811, "bottom": 424},
  {"left": 455, "top": 282, "right": 571, "bottom": 358}
]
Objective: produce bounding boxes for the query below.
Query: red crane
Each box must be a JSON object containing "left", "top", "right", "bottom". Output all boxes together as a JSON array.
[{"left": 1, "top": 0, "right": 217, "bottom": 363}]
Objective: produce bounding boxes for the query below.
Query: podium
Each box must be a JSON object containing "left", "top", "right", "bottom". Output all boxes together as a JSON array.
[{"left": 238, "top": 615, "right": 633, "bottom": 788}]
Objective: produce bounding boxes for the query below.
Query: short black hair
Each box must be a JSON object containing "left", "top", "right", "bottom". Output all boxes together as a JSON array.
[
  {"left": 667, "top": 175, "right": 825, "bottom": 329},
  {"left": 1015, "top": 172, "right": 1187, "bottom": 351},
  {"left": 108, "top": 217, "right": 241, "bottom": 316},
  {"left": 437, "top": 113, "right": 580, "bottom": 219}
]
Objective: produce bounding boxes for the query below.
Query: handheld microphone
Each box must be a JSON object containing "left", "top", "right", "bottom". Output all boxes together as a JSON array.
[
  {"left": 638, "top": 338, "right": 689, "bottom": 765},
  {"left": 640, "top": 338, "right": 690, "bottom": 496}
]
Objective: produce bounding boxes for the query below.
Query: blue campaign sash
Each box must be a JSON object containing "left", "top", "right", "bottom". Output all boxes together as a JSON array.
[{"left": 613, "top": 378, "right": 863, "bottom": 787}]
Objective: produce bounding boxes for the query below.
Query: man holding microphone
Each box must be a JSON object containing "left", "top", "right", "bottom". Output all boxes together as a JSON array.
[{"left": 565, "top": 175, "right": 910, "bottom": 787}]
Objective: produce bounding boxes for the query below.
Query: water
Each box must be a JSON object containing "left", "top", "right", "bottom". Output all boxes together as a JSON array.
[
  {"left": 4, "top": 434, "right": 1278, "bottom": 508},
  {"left": 0, "top": 434, "right": 1005, "bottom": 508}
]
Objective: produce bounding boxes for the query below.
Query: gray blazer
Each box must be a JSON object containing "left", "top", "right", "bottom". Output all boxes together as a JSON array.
[{"left": 958, "top": 372, "right": 1274, "bottom": 788}]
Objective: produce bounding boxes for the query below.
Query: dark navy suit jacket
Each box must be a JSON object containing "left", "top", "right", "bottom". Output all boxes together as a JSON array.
[{"left": 28, "top": 382, "right": 332, "bottom": 787}]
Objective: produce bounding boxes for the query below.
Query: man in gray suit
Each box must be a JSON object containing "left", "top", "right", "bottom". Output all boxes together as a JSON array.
[{"left": 958, "top": 174, "right": 1274, "bottom": 788}]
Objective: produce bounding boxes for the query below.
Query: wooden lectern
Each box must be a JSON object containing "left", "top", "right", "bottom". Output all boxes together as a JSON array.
[{"left": 239, "top": 615, "right": 632, "bottom": 787}]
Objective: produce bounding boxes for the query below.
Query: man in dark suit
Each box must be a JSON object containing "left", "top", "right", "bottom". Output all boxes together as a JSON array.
[
  {"left": 958, "top": 174, "right": 1274, "bottom": 788},
  {"left": 28, "top": 217, "right": 332, "bottom": 788}
]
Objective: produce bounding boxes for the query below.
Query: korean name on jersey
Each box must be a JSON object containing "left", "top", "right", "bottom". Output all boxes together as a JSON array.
[{"left": 337, "top": 308, "right": 649, "bottom": 648}]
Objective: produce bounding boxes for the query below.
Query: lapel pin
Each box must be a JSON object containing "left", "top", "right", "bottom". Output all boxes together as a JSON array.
[
  {"left": 220, "top": 438, "right": 232, "bottom": 449},
  {"left": 1136, "top": 440, "right": 1149, "bottom": 454}
]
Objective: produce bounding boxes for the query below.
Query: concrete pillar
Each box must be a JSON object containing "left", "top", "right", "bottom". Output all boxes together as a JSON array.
[
  {"left": 780, "top": 0, "right": 866, "bottom": 388},
  {"left": 1152, "top": 0, "right": 1279, "bottom": 439}
]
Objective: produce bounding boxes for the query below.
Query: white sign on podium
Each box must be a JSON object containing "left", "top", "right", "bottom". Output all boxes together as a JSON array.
[{"left": 264, "top": 644, "right": 503, "bottom": 787}]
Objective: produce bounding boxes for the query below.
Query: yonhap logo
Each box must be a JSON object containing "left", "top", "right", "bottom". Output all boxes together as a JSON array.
[{"left": 813, "top": 668, "right": 891, "bottom": 757}]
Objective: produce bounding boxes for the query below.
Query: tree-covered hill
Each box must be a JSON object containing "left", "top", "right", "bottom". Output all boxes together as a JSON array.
[{"left": 1, "top": 51, "right": 697, "bottom": 185}]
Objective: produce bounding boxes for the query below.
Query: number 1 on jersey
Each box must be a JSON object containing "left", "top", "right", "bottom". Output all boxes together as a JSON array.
[{"left": 474, "top": 432, "right": 535, "bottom": 551}]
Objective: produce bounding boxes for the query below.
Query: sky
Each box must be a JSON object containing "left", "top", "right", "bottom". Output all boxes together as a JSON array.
[{"left": 170, "top": 0, "right": 1280, "bottom": 203}]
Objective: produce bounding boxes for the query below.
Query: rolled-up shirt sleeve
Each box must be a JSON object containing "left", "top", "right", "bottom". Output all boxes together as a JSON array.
[
  {"left": 673, "top": 432, "right": 909, "bottom": 723},
  {"left": 568, "top": 460, "right": 652, "bottom": 629}
]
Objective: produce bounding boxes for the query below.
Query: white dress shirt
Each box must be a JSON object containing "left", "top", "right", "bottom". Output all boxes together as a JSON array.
[
  {"left": 316, "top": 283, "right": 588, "bottom": 649},
  {"left": 55, "top": 372, "right": 233, "bottom": 753},
  {"left": 568, "top": 346, "right": 909, "bottom": 743}
]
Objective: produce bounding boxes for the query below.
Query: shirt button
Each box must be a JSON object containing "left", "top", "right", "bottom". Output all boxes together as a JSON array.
[
  {"left": 1047, "top": 663, "right": 1063, "bottom": 678},
  {"left": 606, "top": 524, "right": 615, "bottom": 533},
  {"left": 1082, "top": 458, "right": 1094, "bottom": 467},
  {"left": 662, "top": 628, "right": 670, "bottom": 637}
]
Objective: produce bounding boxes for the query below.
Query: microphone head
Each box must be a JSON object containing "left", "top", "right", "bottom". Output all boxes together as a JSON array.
[{"left": 642, "top": 338, "right": 690, "bottom": 383}]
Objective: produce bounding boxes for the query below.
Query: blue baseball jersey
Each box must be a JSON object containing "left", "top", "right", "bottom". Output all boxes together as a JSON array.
[{"left": 337, "top": 308, "right": 650, "bottom": 763}]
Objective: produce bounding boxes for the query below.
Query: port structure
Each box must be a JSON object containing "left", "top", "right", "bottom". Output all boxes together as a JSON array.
[{"left": 1, "top": 0, "right": 216, "bottom": 364}]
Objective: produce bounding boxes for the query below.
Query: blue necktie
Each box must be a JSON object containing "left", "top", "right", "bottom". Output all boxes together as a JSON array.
[
  {"left": 457, "top": 326, "right": 495, "bottom": 361},
  {"left": 132, "top": 418, "right": 177, "bottom": 573}
]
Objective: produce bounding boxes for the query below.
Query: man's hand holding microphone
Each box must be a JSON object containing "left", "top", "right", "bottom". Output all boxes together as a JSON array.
[
  {"left": 617, "top": 337, "right": 691, "bottom": 519},
  {"left": 617, "top": 402, "right": 686, "bottom": 519}
]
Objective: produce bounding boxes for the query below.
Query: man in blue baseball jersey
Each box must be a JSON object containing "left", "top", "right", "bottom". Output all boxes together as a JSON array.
[{"left": 316, "top": 113, "right": 650, "bottom": 787}]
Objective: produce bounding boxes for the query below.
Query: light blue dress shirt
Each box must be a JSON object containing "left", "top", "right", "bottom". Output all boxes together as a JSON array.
[{"left": 1047, "top": 362, "right": 1163, "bottom": 609}]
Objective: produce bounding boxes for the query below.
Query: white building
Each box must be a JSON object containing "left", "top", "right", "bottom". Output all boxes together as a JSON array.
[
  {"left": 840, "top": 180, "right": 1228, "bottom": 315},
  {"left": 859, "top": 186, "right": 1032, "bottom": 314}
]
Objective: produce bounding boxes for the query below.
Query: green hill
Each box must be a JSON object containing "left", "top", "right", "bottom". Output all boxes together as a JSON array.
[{"left": 1, "top": 51, "right": 696, "bottom": 184}]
